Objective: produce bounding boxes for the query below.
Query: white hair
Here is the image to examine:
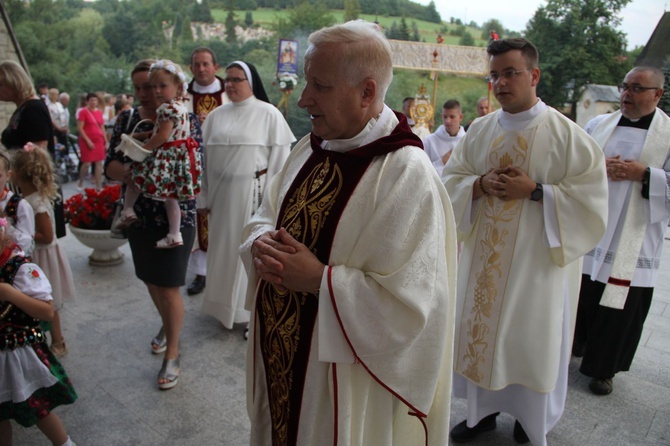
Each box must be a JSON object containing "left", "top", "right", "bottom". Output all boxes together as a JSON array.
[{"left": 305, "top": 20, "right": 393, "bottom": 103}]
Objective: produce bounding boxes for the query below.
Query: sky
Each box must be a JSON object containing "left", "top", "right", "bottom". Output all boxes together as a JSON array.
[{"left": 420, "top": 0, "right": 667, "bottom": 49}]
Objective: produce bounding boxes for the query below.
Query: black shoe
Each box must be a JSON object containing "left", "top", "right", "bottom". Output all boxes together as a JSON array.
[
  {"left": 187, "top": 275, "right": 206, "bottom": 295},
  {"left": 450, "top": 412, "right": 499, "bottom": 443},
  {"left": 589, "top": 377, "right": 613, "bottom": 395},
  {"left": 572, "top": 339, "right": 586, "bottom": 358},
  {"left": 513, "top": 420, "right": 530, "bottom": 444}
]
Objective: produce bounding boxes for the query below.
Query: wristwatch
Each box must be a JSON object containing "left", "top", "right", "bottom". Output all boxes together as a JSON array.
[{"left": 530, "top": 183, "right": 543, "bottom": 201}]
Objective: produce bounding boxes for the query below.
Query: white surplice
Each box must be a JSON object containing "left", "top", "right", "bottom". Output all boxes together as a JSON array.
[
  {"left": 582, "top": 109, "right": 670, "bottom": 293},
  {"left": 240, "top": 105, "right": 458, "bottom": 445},
  {"left": 443, "top": 100, "right": 608, "bottom": 445},
  {"left": 199, "top": 96, "right": 295, "bottom": 328},
  {"left": 423, "top": 125, "right": 465, "bottom": 176}
]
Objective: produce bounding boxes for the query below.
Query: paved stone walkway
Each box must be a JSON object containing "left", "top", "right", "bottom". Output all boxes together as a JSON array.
[{"left": 12, "top": 180, "right": 670, "bottom": 445}]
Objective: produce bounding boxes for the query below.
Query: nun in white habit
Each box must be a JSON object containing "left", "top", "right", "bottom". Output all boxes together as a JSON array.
[{"left": 199, "top": 60, "right": 296, "bottom": 331}]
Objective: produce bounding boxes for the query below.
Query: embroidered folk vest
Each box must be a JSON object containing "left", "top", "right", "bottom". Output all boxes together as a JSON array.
[{"left": 0, "top": 255, "right": 46, "bottom": 351}]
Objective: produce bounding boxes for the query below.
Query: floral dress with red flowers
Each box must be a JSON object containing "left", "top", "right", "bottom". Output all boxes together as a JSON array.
[
  {"left": 130, "top": 99, "right": 202, "bottom": 201},
  {"left": 0, "top": 251, "right": 77, "bottom": 427}
]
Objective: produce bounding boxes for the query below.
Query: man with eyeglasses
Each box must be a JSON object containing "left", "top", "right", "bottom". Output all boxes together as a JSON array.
[
  {"left": 185, "top": 47, "right": 230, "bottom": 296},
  {"left": 443, "top": 38, "right": 608, "bottom": 445},
  {"left": 573, "top": 66, "right": 670, "bottom": 397}
]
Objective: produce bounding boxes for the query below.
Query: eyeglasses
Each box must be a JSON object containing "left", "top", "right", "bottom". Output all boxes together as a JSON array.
[
  {"left": 486, "top": 69, "right": 530, "bottom": 83},
  {"left": 617, "top": 83, "right": 660, "bottom": 94},
  {"left": 224, "top": 77, "right": 248, "bottom": 84}
]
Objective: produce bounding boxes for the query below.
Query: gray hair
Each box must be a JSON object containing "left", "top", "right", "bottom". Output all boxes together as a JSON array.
[
  {"left": 629, "top": 66, "right": 665, "bottom": 89},
  {"left": 305, "top": 20, "right": 393, "bottom": 103}
]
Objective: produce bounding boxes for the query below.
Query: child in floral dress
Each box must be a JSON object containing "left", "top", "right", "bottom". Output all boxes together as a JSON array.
[
  {"left": 118, "top": 60, "right": 201, "bottom": 248},
  {"left": 0, "top": 217, "right": 77, "bottom": 446}
]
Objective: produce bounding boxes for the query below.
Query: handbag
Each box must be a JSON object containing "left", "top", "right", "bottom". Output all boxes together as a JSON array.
[{"left": 115, "top": 119, "right": 154, "bottom": 162}]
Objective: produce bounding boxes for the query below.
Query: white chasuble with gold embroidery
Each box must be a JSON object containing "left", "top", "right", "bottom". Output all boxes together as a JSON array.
[
  {"left": 444, "top": 104, "right": 608, "bottom": 393},
  {"left": 241, "top": 106, "right": 457, "bottom": 446}
]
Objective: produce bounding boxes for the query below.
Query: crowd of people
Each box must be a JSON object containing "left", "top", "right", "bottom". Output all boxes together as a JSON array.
[{"left": 1, "top": 18, "right": 669, "bottom": 446}]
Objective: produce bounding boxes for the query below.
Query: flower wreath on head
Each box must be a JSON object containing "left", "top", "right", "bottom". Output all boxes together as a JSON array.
[{"left": 150, "top": 60, "right": 190, "bottom": 96}]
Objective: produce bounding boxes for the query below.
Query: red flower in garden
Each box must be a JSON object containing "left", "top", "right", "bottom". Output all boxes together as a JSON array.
[{"left": 64, "top": 184, "right": 121, "bottom": 230}]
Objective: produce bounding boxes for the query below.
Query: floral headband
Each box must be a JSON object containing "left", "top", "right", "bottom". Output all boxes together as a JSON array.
[{"left": 150, "top": 60, "right": 189, "bottom": 93}]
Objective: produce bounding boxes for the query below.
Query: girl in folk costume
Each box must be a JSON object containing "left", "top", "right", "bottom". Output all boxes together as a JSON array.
[
  {"left": 10, "top": 145, "right": 76, "bottom": 359},
  {"left": 118, "top": 60, "right": 201, "bottom": 249},
  {"left": 0, "top": 150, "right": 34, "bottom": 256},
  {"left": 0, "top": 217, "right": 77, "bottom": 446}
]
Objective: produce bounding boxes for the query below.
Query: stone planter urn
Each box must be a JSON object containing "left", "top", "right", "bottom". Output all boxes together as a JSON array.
[{"left": 68, "top": 224, "right": 127, "bottom": 266}]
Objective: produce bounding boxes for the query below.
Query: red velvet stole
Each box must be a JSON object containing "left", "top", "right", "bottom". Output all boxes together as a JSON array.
[
  {"left": 188, "top": 81, "right": 225, "bottom": 252},
  {"left": 256, "top": 112, "right": 420, "bottom": 445},
  {"left": 187, "top": 79, "right": 225, "bottom": 119}
]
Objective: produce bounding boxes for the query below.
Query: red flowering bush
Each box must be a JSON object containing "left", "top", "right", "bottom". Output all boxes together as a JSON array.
[{"left": 64, "top": 184, "right": 121, "bottom": 230}]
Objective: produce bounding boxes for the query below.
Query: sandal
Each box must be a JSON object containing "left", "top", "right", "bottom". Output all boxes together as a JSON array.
[
  {"left": 115, "top": 209, "right": 138, "bottom": 230},
  {"left": 151, "top": 327, "right": 167, "bottom": 354},
  {"left": 51, "top": 339, "right": 68, "bottom": 358},
  {"left": 156, "top": 232, "right": 183, "bottom": 249},
  {"left": 158, "top": 356, "right": 180, "bottom": 390}
]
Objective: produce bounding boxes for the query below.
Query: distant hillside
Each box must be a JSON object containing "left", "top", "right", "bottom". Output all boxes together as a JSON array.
[
  {"left": 212, "top": 8, "right": 490, "bottom": 47},
  {"left": 216, "top": 0, "right": 442, "bottom": 24}
]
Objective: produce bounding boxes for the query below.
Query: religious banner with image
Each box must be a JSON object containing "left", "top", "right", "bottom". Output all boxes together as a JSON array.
[
  {"left": 276, "top": 39, "right": 299, "bottom": 117},
  {"left": 277, "top": 39, "right": 298, "bottom": 74}
]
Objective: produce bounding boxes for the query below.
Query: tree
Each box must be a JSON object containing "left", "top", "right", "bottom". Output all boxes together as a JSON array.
[
  {"left": 181, "top": 14, "right": 194, "bottom": 44},
  {"left": 459, "top": 31, "right": 474, "bottom": 46},
  {"left": 386, "top": 21, "right": 399, "bottom": 40},
  {"left": 411, "top": 21, "right": 420, "bottom": 42},
  {"left": 272, "top": 1, "right": 335, "bottom": 39},
  {"left": 192, "top": 0, "right": 214, "bottom": 22},
  {"left": 398, "top": 17, "right": 410, "bottom": 41},
  {"left": 481, "top": 19, "right": 504, "bottom": 41},
  {"left": 524, "top": 0, "right": 633, "bottom": 119},
  {"left": 343, "top": 0, "right": 361, "bottom": 22},
  {"left": 424, "top": 1, "right": 441, "bottom": 24},
  {"left": 244, "top": 11, "right": 254, "bottom": 27},
  {"left": 225, "top": 0, "right": 237, "bottom": 43}
]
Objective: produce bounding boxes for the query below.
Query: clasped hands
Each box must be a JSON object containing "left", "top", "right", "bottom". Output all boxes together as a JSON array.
[
  {"left": 251, "top": 228, "right": 325, "bottom": 293},
  {"left": 480, "top": 166, "right": 536, "bottom": 202},
  {"left": 606, "top": 155, "right": 645, "bottom": 182}
]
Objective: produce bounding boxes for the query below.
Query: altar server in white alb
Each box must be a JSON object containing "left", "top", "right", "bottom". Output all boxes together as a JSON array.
[
  {"left": 573, "top": 66, "right": 670, "bottom": 396},
  {"left": 442, "top": 38, "right": 608, "bottom": 445},
  {"left": 240, "top": 20, "right": 458, "bottom": 446},
  {"left": 423, "top": 99, "right": 465, "bottom": 176},
  {"left": 199, "top": 61, "right": 295, "bottom": 332}
]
